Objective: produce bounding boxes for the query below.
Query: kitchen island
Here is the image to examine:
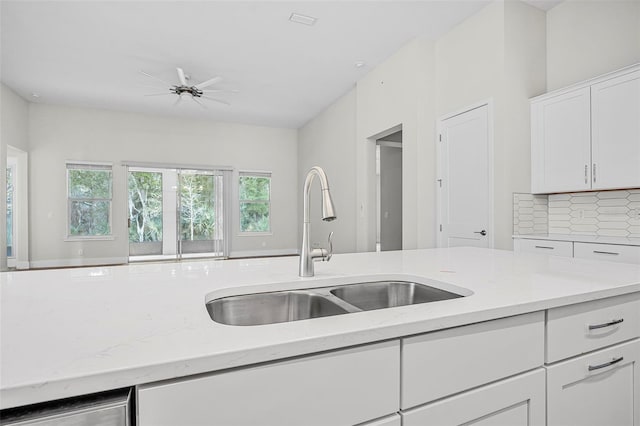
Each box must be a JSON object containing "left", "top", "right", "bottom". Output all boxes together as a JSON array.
[{"left": 2, "top": 247, "right": 639, "bottom": 425}]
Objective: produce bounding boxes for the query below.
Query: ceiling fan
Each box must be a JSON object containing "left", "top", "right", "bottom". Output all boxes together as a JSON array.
[{"left": 141, "top": 67, "right": 236, "bottom": 108}]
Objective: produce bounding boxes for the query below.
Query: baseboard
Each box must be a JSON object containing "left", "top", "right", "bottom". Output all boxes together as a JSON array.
[
  {"left": 229, "top": 248, "right": 298, "bottom": 259},
  {"left": 28, "top": 257, "right": 128, "bottom": 269},
  {"left": 15, "top": 261, "right": 30, "bottom": 270}
]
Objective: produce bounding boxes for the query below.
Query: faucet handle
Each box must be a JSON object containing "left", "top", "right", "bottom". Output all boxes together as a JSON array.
[{"left": 326, "top": 232, "right": 334, "bottom": 262}]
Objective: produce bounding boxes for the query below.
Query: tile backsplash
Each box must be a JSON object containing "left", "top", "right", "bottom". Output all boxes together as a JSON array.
[
  {"left": 513, "top": 193, "right": 548, "bottom": 235},
  {"left": 514, "top": 189, "right": 640, "bottom": 238}
]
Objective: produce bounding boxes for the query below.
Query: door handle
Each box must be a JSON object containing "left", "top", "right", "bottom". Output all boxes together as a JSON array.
[{"left": 474, "top": 230, "right": 487, "bottom": 236}]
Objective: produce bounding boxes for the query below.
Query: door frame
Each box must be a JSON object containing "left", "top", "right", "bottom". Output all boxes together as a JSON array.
[{"left": 436, "top": 99, "right": 495, "bottom": 249}]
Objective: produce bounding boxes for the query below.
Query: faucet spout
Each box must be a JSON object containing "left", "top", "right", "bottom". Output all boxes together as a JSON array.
[{"left": 300, "top": 166, "right": 337, "bottom": 277}]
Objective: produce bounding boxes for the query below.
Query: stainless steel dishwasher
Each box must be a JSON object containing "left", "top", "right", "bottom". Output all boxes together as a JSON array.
[{"left": 0, "top": 388, "right": 131, "bottom": 426}]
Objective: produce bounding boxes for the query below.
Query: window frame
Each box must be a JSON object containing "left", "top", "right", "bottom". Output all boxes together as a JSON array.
[
  {"left": 238, "top": 171, "right": 272, "bottom": 235},
  {"left": 66, "top": 161, "right": 114, "bottom": 241}
]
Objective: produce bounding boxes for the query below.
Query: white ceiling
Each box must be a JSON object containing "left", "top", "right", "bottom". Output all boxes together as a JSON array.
[{"left": 1, "top": 0, "right": 545, "bottom": 129}]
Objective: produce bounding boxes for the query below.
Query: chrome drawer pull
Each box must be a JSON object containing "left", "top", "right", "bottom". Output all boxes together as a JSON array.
[
  {"left": 588, "top": 356, "right": 623, "bottom": 371},
  {"left": 535, "top": 245, "right": 554, "bottom": 249},
  {"left": 593, "top": 250, "right": 619, "bottom": 256},
  {"left": 588, "top": 318, "right": 624, "bottom": 330}
]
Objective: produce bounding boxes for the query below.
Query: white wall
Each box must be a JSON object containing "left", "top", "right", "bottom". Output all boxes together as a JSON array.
[
  {"left": 502, "top": 0, "right": 547, "bottom": 248},
  {"left": 1, "top": 83, "right": 29, "bottom": 270},
  {"left": 298, "top": 39, "right": 439, "bottom": 256},
  {"left": 298, "top": 1, "right": 548, "bottom": 253},
  {"left": 435, "top": 0, "right": 545, "bottom": 250},
  {"left": 547, "top": 0, "right": 640, "bottom": 91},
  {"left": 356, "top": 37, "right": 437, "bottom": 251},
  {"left": 28, "top": 103, "right": 298, "bottom": 267},
  {"left": 297, "top": 89, "right": 357, "bottom": 254}
]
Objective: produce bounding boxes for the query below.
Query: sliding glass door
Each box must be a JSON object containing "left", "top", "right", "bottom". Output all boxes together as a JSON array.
[
  {"left": 128, "top": 170, "right": 164, "bottom": 257},
  {"left": 178, "top": 170, "right": 225, "bottom": 258},
  {"left": 127, "top": 166, "right": 229, "bottom": 262}
]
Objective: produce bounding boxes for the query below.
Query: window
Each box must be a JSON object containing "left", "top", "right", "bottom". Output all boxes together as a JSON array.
[
  {"left": 239, "top": 172, "right": 271, "bottom": 233},
  {"left": 67, "top": 163, "right": 112, "bottom": 238}
]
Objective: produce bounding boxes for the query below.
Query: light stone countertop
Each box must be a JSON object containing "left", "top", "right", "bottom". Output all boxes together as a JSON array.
[
  {"left": 2, "top": 247, "right": 640, "bottom": 409},
  {"left": 513, "top": 233, "right": 640, "bottom": 247}
]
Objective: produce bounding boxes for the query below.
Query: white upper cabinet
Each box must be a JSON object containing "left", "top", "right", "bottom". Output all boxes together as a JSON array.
[
  {"left": 531, "top": 64, "right": 640, "bottom": 194},
  {"left": 531, "top": 88, "right": 591, "bottom": 193},
  {"left": 591, "top": 70, "right": 640, "bottom": 190}
]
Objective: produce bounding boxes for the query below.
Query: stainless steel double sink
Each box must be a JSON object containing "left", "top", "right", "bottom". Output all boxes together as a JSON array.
[{"left": 206, "top": 280, "right": 467, "bottom": 326}]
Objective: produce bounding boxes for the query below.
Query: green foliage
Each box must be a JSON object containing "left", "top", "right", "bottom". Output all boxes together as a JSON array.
[
  {"left": 69, "top": 201, "right": 110, "bottom": 236},
  {"left": 239, "top": 176, "right": 270, "bottom": 200},
  {"left": 69, "top": 169, "right": 111, "bottom": 199},
  {"left": 240, "top": 202, "right": 270, "bottom": 232},
  {"left": 239, "top": 176, "right": 270, "bottom": 232},
  {"left": 180, "top": 174, "right": 217, "bottom": 241},
  {"left": 68, "top": 169, "right": 112, "bottom": 236},
  {"left": 128, "top": 171, "right": 163, "bottom": 243}
]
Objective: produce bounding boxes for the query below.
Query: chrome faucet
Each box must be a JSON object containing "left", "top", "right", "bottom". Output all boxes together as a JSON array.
[{"left": 299, "top": 166, "right": 336, "bottom": 277}]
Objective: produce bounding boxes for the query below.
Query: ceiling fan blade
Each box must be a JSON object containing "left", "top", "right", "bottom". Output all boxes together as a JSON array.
[
  {"left": 144, "top": 92, "right": 171, "bottom": 96},
  {"left": 176, "top": 67, "right": 187, "bottom": 86},
  {"left": 195, "top": 76, "right": 222, "bottom": 90},
  {"left": 139, "top": 70, "right": 173, "bottom": 87},
  {"left": 191, "top": 96, "right": 208, "bottom": 109},
  {"left": 201, "top": 96, "right": 231, "bottom": 106},
  {"left": 173, "top": 95, "right": 182, "bottom": 107},
  {"left": 201, "top": 88, "right": 239, "bottom": 94}
]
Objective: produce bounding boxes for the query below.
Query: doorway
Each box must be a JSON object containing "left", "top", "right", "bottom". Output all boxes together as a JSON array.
[
  {"left": 376, "top": 131, "right": 403, "bottom": 251},
  {"left": 6, "top": 146, "right": 29, "bottom": 269},
  {"left": 437, "top": 103, "right": 493, "bottom": 248}
]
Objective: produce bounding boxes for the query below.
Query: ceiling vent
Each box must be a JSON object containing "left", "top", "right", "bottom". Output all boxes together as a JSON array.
[{"left": 289, "top": 13, "right": 317, "bottom": 26}]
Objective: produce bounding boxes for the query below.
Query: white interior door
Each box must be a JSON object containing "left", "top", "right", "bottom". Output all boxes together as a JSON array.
[{"left": 438, "top": 104, "right": 491, "bottom": 248}]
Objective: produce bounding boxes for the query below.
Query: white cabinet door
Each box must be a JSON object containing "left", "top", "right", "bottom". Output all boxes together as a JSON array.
[
  {"left": 137, "top": 340, "right": 399, "bottom": 426},
  {"left": 591, "top": 70, "right": 640, "bottom": 190},
  {"left": 547, "top": 339, "right": 640, "bottom": 426},
  {"left": 402, "top": 312, "right": 544, "bottom": 409},
  {"left": 402, "top": 369, "right": 545, "bottom": 426},
  {"left": 531, "top": 87, "right": 591, "bottom": 194}
]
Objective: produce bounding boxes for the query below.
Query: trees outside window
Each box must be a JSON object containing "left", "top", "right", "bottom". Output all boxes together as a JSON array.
[
  {"left": 67, "top": 164, "right": 112, "bottom": 237},
  {"left": 179, "top": 173, "right": 217, "bottom": 241},
  {"left": 239, "top": 173, "right": 271, "bottom": 233},
  {"left": 128, "top": 171, "right": 163, "bottom": 243}
]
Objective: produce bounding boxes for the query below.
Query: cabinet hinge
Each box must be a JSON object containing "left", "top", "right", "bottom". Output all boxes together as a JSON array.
[
  {"left": 439, "top": 224, "right": 442, "bottom": 232},
  {"left": 439, "top": 134, "right": 442, "bottom": 142}
]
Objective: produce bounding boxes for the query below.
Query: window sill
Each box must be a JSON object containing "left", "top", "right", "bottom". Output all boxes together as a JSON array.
[
  {"left": 237, "top": 232, "right": 273, "bottom": 237},
  {"left": 64, "top": 236, "right": 115, "bottom": 242}
]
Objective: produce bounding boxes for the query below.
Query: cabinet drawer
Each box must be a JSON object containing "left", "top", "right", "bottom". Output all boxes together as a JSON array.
[
  {"left": 514, "top": 238, "right": 573, "bottom": 257},
  {"left": 574, "top": 242, "right": 640, "bottom": 264},
  {"left": 547, "top": 292, "right": 640, "bottom": 363},
  {"left": 401, "top": 312, "right": 544, "bottom": 409},
  {"left": 138, "top": 340, "right": 399, "bottom": 426},
  {"left": 402, "top": 369, "right": 545, "bottom": 426},
  {"left": 546, "top": 339, "right": 640, "bottom": 426}
]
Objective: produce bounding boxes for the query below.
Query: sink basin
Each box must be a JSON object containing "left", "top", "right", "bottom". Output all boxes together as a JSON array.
[
  {"left": 330, "top": 281, "right": 462, "bottom": 311},
  {"left": 206, "top": 277, "right": 469, "bottom": 326},
  {"left": 207, "top": 291, "right": 349, "bottom": 326}
]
